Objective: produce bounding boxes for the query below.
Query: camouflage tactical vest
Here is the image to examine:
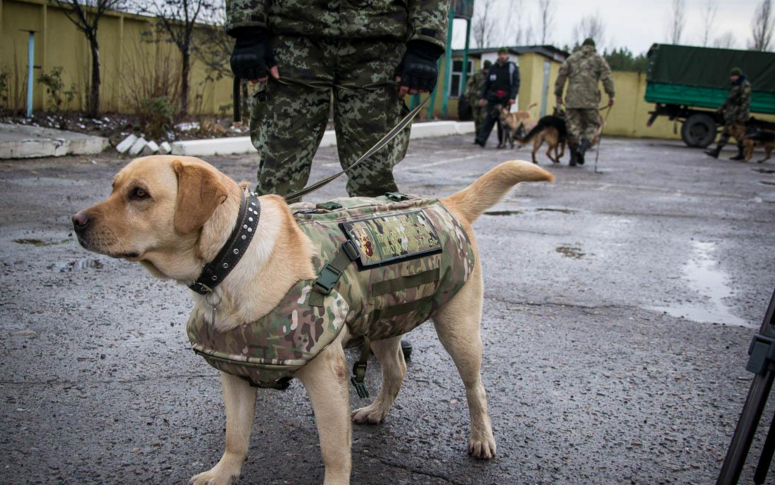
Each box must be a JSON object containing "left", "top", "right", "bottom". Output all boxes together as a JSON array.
[{"left": 187, "top": 195, "right": 475, "bottom": 387}]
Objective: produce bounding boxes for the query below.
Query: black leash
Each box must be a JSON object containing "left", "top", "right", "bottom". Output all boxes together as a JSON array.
[
  {"left": 189, "top": 191, "right": 261, "bottom": 295},
  {"left": 595, "top": 105, "right": 613, "bottom": 174},
  {"left": 283, "top": 97, "right": 429, "bottom": 202}
]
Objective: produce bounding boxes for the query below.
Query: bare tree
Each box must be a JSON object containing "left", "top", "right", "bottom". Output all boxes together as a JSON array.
[
  {"left": 572, "top": 12, "right": 606, "bottom": 48},
  {"left": 667, "top": 0, "right": 687, "bottom": 44},
  {"left": 713, "top": 31, "right": 736, "bottom": 49},
  {"left": 749, "top": 0, "right": 774, "bottom": 51},
  {"left": 49, "top": 0, "right": 125, "bottom": 117},
  {"left": 145, "top": 0, "right": 220, "bottom": 114},
  {"left": 537, "top": 0, "right": 555, "bottom": 45},
  {"left": 700, "top": 0, "right": 718, "bottom": 47},
  {"left": 472, "top": 0, "right": 500, "bottom": 48}
]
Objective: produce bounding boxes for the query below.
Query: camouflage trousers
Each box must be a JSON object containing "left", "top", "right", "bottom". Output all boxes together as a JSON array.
[
  {"left": 471, "top": 99, "right": 487, "bottom": 136},
  {"left": 250, "top": 35, "right": 410, "bottom": 198},
  {"left": 566, "top": 108, "right": 602, "bottom": 146}
]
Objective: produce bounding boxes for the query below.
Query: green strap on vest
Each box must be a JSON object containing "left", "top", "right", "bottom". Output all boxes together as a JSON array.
[
  {"left": 310, "top": 240, "right": 360, "bottom": 307},
  {"left": 351, "top": 337, "right": 370, "bottom": 399}
]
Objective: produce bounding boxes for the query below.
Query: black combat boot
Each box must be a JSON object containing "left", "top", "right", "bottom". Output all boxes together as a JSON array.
[
  {"left": 705, "top": 145, "right": 723, "bottom": 158},
  {"left": 577, "top": 138, "right": 591, "bottom": 165},
  {"left": 401, "top": 339, "right": 413, "bottom": 360},
  {"left": 730, "top": 143, "right": 746, "bottom": 161},
  {"left": 569, "top": 145, "right": 578, "bottom": 166}
]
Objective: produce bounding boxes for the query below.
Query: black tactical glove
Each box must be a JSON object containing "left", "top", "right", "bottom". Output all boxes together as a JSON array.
[
  {"left": 229, "top": 29, "right": 276, "bottom": 81},
  {"left": 396, "top": 41, "right": 444, "bottom": 92}
]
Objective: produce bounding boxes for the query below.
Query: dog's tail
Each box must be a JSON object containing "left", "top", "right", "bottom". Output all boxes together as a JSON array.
[{"left": 442, "top": 161, "right": 554, "bottom": 224}]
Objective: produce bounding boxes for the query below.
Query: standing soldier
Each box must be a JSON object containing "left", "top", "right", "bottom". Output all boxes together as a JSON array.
[
  {"left": 475, "top": 48, "right": 520, "bottom": 148},
  {"left": 466, "top": 60, "right": 491, "bottom": 142},
  {"left": 228, "top": 0, "right": 449, "bottom": 198},
  {"left": 554, "top": 38, "right": 615, "bottom": 166},
  {"left": 705, "top": 67, "right": 752, "bottom": 160}
]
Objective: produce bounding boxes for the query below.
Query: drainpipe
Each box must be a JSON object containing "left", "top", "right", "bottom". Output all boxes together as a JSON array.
[{"left": 26, "top": 30, "right": 36, "bottom": 118}]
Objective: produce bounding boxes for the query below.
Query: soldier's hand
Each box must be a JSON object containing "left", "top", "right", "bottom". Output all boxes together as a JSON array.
[
  {"left": 608, "top": 97, "right": 615, "bottom": 107},
  {"left": 229, "top": 29, "right": 279, "bottom": 83},
  {"left": 478, "top": 99, "right": 487, "bottom": 107},
  {"left": 508, "top": 99, "right": 516, "bottom": 106},
  {"left": 395, "top": 41, "right": 444, "bottom": 98},
  {"left": 556, "top": 96, "right": 564, "bottom": 106}
]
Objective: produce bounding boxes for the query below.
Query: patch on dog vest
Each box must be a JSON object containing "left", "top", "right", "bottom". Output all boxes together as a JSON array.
[
  {"left": 342, "top": 211, "right": 442, "bottom": 267},
  {"left": 187, "top": 195, "right": 475, "bottom": 387}
]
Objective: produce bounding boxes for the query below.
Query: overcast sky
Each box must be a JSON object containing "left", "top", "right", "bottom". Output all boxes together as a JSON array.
[{"left": 451, "top": 0, "right": 765, "bottom": 54}]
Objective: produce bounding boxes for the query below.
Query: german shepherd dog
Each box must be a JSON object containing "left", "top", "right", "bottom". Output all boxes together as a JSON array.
[
  {"left": 499, "top": 103, "right": 537, "bottom": 148},
  {"left": 518, "top": 111, "right": 568, "bottom": 164},
  {"left": 742, "top": 129, "right": 775, "bottom": 163}
]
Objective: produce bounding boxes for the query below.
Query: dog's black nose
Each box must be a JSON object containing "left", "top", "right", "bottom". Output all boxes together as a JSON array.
[{"left": 72, "top": 211, "right": 89, "bottom": 231}]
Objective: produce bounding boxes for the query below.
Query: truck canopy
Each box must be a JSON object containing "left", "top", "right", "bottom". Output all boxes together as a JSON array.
[{"left": 646, "top": 44, "right": 775, "bottom": 114}]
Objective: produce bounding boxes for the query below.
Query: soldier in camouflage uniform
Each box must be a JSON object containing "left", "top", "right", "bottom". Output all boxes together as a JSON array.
[
  {"left": 554, "top": 38, "right": 615, "bottom": 166},
  {"left": 705, "top": 67, "right": 752, "bottom": 160},
  {"left": 466, "top": 60, "right": 491, "bottom": 141},
  {"left": 226, "top": 0, "right": 449, "bottom": 198}
]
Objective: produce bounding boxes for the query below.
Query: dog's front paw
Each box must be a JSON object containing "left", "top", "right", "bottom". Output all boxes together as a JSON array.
[
  {"left": 351, "top": 405, "right": 388, "bottom": 425},
  {"left": 468, "top": 437, "right": 497, "bottom": 460},
  {"left": 188, "top": 468, "right": 238, "bottom": 485}
]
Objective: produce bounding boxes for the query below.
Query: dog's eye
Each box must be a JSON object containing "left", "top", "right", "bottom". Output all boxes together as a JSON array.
[{"left": 130, "top": 187, "right": 150, "bottom": 200}]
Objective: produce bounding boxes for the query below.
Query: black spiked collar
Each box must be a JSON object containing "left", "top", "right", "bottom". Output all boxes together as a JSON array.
[{"left": 189, "top": 191, "right": 261, "bottom": 295}]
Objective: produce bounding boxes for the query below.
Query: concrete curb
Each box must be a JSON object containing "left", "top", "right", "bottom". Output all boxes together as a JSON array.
[
  {"left": 0, "top": 124, "right": 109, "bottom": 159},
  {"left": 171, "top": 121, "right": 475, "bottom": 157}
]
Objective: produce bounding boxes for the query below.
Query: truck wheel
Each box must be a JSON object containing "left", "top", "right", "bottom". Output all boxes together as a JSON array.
[{"left": 681, "top": 114, "right": 717, "bottom": 148}]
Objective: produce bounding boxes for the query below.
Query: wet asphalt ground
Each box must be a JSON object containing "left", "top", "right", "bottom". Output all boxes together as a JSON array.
[{"left": 2, "top": 135, "right": 775, "bottom": 485}]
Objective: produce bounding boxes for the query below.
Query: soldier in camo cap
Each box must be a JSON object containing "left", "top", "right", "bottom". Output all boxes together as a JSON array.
[
  {"left": 705, "top": 67, "right": 752, "bottom": 161},
  {"left": 227, "top": 0, "right": 449, "bottom": 198},
  {"left": 555, "top": 38, "right": 615, "bottom": 166}
]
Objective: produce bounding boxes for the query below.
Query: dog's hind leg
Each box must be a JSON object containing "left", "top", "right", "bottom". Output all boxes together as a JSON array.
[
  {"left": 433, "top": 263, "right": 496, "bottom": 460},
  {"left": 758, "top": 146, "right": 773, "bottom": 163},
  {"left": 189, "top": 373, "right": 257, "bottom": 485},
  {"left": 352, "top": 335, "right": 406, "bottom": 424},
  {"left": 297, "top": 336, "right": 352, "bottom": 485}
]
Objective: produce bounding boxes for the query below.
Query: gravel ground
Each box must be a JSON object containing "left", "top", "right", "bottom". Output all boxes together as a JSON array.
[{"left": 1, "top": 136, "right": 775, "bottom": 484}]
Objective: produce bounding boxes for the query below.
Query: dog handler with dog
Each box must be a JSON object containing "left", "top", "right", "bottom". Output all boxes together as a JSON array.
[
  {"left": 555, "top": 38, "right": 615, "bottom": 166},
  {"left": 705, "top": 67, "right": 752, "bottom": 161},
  {"left": 475, "top": 47, "right": 520, "bottom": 148},
  {"left": 227, "top": 0, "right": 450, "bottom": 359}
]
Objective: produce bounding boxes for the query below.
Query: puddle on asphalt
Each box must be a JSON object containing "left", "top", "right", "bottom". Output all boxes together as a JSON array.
[
  {"left": 537, "top": 208, "right": 577, "bottom": 214},
  {"left": 556, "top": 245, "right": 585, "bottom": 259},
  {"left": 47, "top": 258, "right": 104, "bottom": 272},
  {"left": 14, "top": 238, "right": 70, "bottom": 247},
  {"left": 484, "top": 210, "right": 523, "bottom": 216},
  {"left": 753, "top": 168, "right": 775, "bottom": 174},
  {"left": 649, "top": 241, "right": 750, "bottom": 326},
  {"left": 760, "top": 180, "right": 775, "bottom": 187}
]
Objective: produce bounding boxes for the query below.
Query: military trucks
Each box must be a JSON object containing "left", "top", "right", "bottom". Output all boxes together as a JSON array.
[{"left": 645, "top": 44, "right": 775, "bottom": 148}]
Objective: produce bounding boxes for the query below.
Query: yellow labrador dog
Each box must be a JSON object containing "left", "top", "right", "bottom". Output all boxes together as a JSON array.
[{"left": 72, "top": 156, "right": 553, "bottom": 485}]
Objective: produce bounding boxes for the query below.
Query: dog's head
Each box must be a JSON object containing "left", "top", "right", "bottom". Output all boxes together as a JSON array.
[{"left": 72, "top": 156, "right": 237, "bottom": 279}]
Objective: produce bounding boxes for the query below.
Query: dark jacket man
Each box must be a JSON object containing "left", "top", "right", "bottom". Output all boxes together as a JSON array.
[{"left": 475, "top": 48, "right": 520, "bottom": 147}]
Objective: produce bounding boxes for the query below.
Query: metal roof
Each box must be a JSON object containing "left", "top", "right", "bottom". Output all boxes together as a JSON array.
[{"left": 452, "top": 45, "right": 569, "bottom": 62}]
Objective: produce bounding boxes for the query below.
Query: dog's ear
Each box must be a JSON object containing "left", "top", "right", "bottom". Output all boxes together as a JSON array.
[{"left": 172, "top": 160, "right": 228, "bottom": 235}]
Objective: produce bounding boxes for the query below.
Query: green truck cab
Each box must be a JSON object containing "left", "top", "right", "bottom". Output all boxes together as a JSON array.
[{"left": 645, "top": 44, "right": 775, "bottom": 148}]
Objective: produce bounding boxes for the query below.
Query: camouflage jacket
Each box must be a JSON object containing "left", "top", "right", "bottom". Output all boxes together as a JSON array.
[
  {"left": 225, "top": 0, "right": 450, "bottom": 51},
  {"left": 466, "top": 70, "right": 486, "bottom": 103},
  {"left": 554, "top": 45, "right": 615, "bottom": 109},
  {"left": 187, "top": 195, "right": 475, "bottom": 386},
  {"left": 720, "top": 76, "right": 752, "bottom": 123}
]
